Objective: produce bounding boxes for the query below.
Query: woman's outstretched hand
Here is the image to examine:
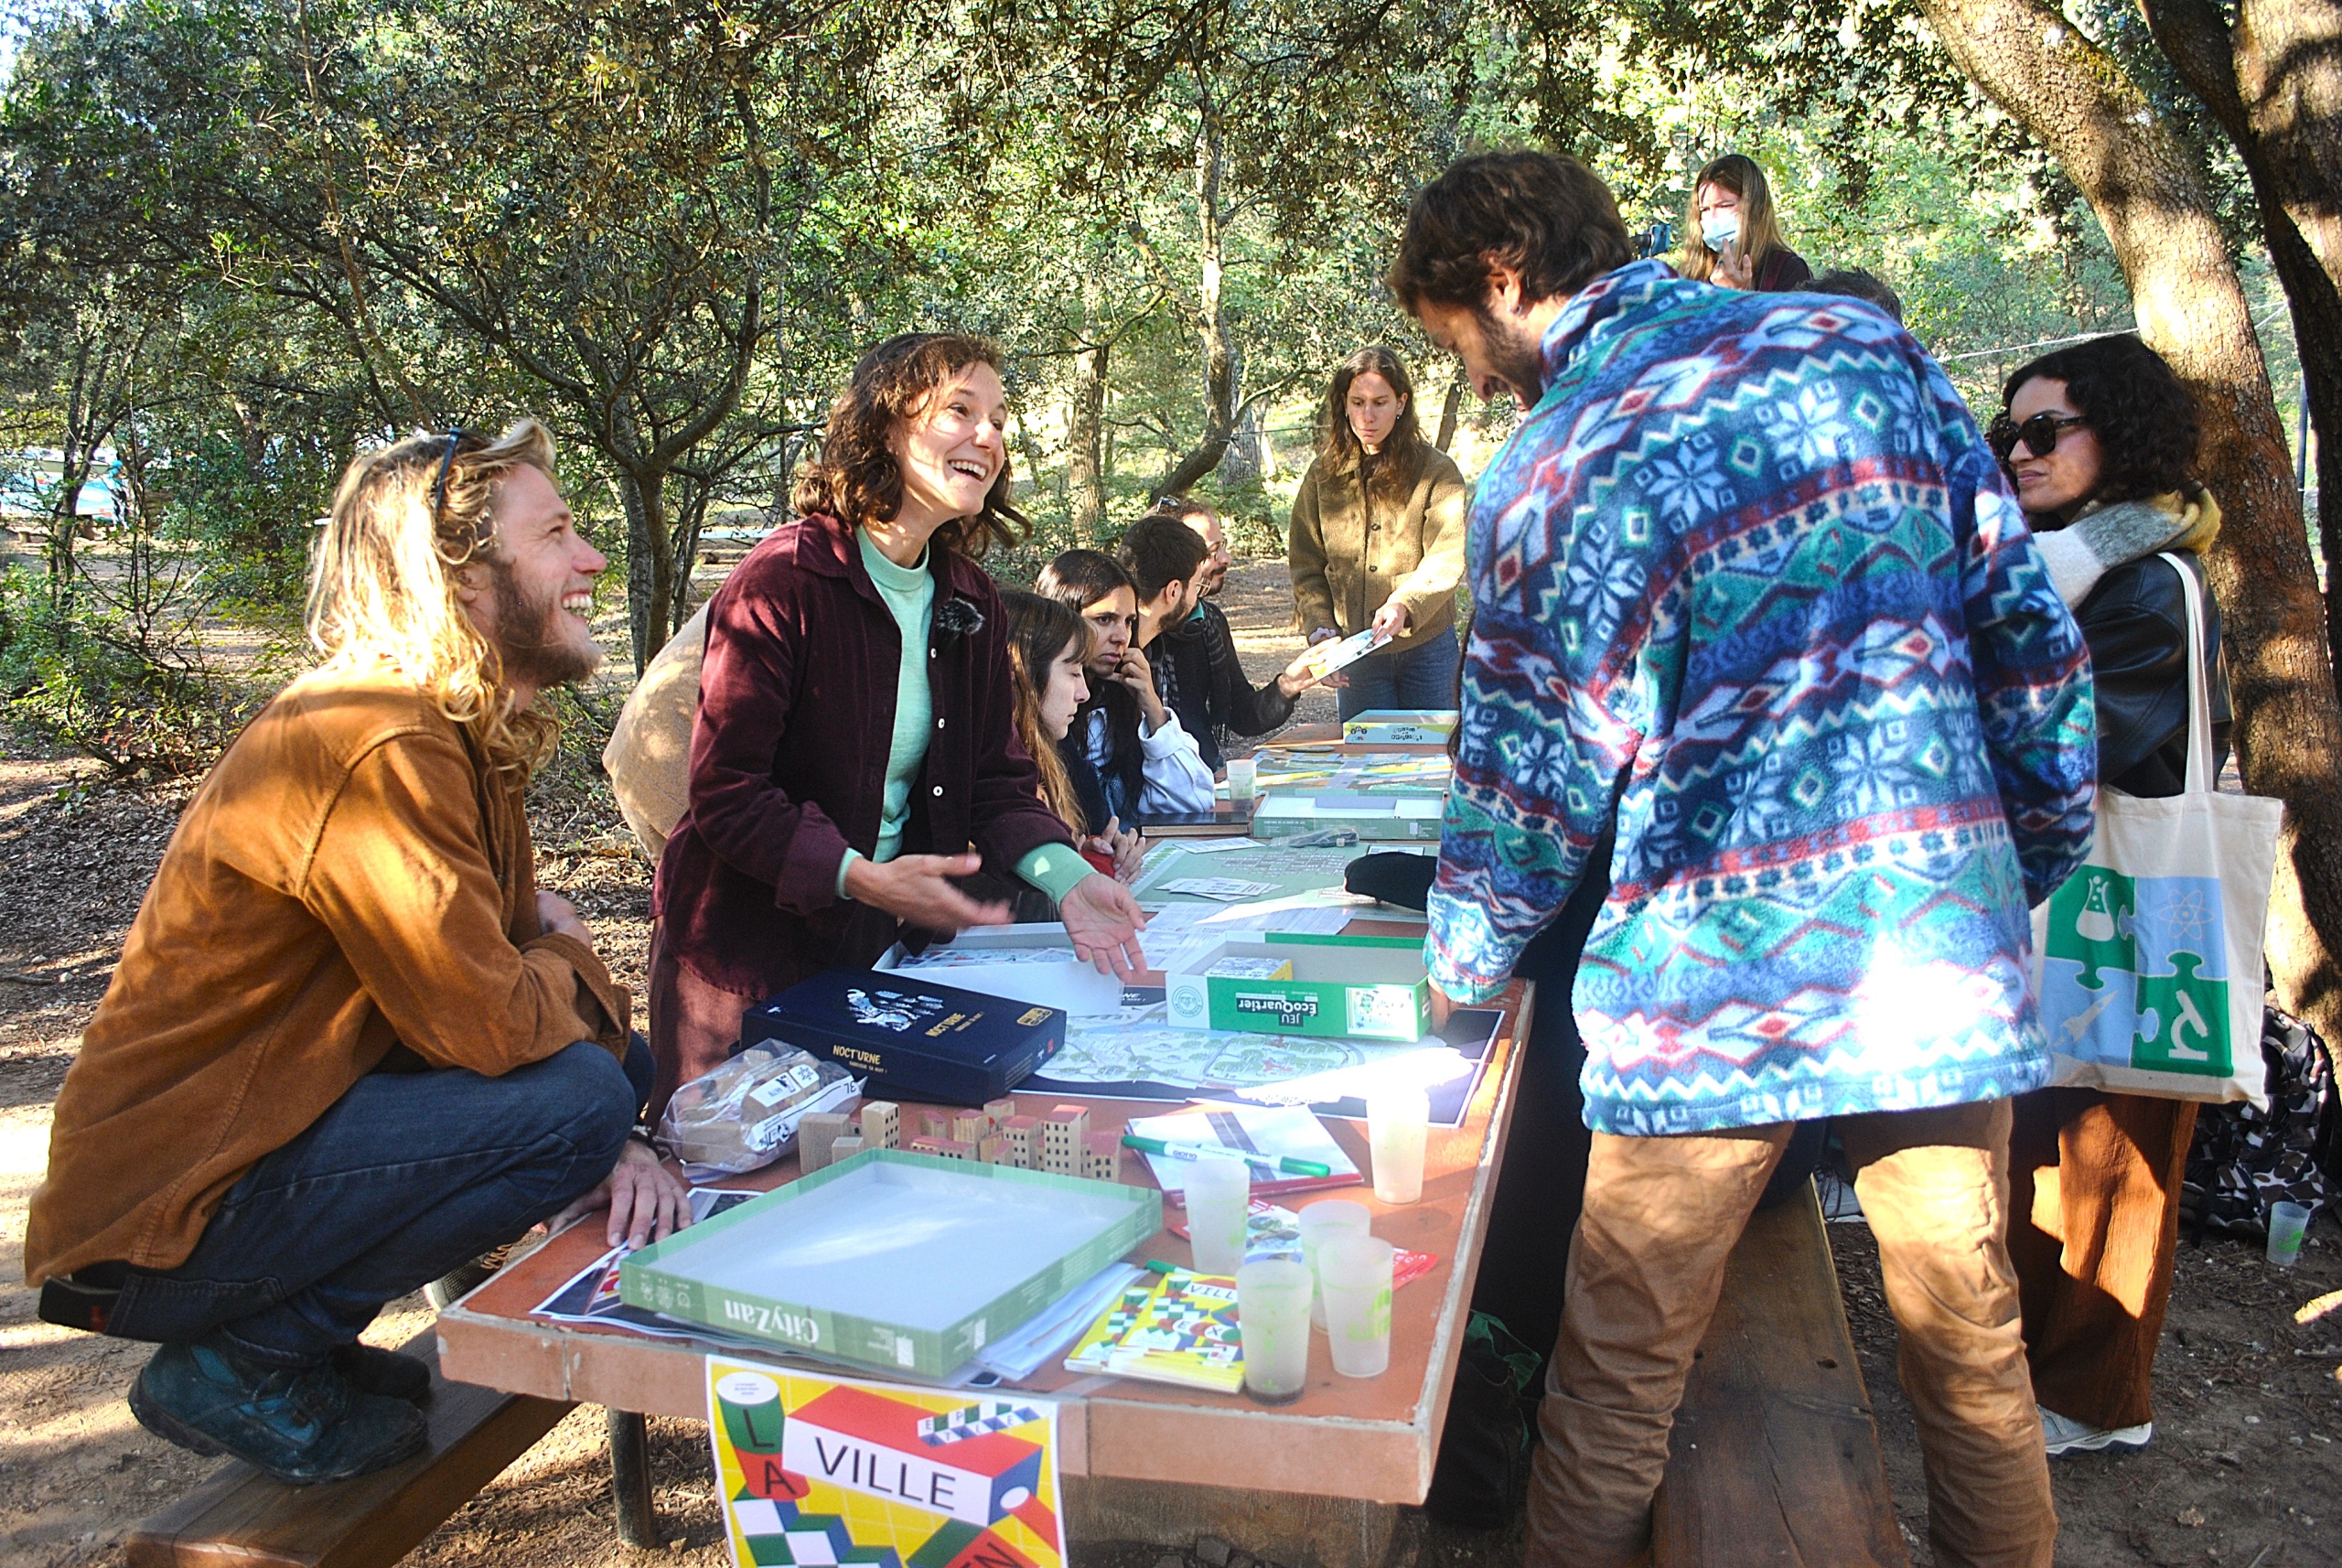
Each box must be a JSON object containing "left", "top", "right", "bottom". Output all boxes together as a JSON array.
[
  {"left": 843, "top": 851, "right": 1011, "bottom": 937},
  {"left": 1060, "top": 871, "right": 1148, "bottom": 977}
]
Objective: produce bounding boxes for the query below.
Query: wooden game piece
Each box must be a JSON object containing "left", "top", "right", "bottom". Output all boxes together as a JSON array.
[
  {"left": 1080, "top": 1131, "right": 1123, "bottom": 1183},
  {"left": 858, "top": 1101, "right": 901, "bottom": 1151},
  {"left": 798, "top": 1111, "right": 854, "bottom": 1173}
]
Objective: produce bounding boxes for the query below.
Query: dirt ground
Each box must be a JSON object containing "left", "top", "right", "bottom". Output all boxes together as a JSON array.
[{"left": 2, "top": 558, "right": 2337, "bottom": 1566}]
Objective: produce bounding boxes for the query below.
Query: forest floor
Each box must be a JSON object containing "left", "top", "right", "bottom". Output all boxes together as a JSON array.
[{"left": 1, "top": 558, "right": 2337, "bottom": 1566}]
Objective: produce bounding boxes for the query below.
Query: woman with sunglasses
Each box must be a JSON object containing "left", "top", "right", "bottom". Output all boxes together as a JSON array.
[{"left": 1992, "top": 332, "right": 2229, "bottom": 1460}]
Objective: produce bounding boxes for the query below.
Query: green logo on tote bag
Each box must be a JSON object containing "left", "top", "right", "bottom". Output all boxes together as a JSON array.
[{"left": 2039, "top": 866, "right": 2230, "bottom": 1077}]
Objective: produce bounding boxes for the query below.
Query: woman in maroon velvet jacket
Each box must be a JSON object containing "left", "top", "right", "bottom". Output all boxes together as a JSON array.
[{"left": 649, "top": 335, "right": 1146, "bottom": 1116}]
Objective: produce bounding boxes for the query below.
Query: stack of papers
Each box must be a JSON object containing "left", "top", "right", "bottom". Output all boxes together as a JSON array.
[{"left": 1124, "top": 1103, "right": 1359, "bottom": 1198}]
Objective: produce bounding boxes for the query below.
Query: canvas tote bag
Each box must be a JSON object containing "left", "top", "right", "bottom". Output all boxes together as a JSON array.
[{"left": 2030, "top": 554, "right": 2283, "bottom": 1108}]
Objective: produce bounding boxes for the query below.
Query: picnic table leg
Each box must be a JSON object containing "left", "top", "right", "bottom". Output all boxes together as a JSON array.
[{"left": 607, "top": 1407, "right": 659, "bottom": 1548}]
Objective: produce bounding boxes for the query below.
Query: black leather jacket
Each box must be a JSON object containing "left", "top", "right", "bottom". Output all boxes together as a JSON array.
[
  {"left": 1152, "top": 597, "right": 1300, "bottom": 773},
  {"left": 2075, "top": 551, "right": 2231, "bottom": 799}
]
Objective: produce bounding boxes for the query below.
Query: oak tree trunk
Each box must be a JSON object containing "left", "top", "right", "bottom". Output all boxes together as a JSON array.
[
  {"left": 617, "top": 461, "right": 675, "bottom": 673},
  {"left": 1152, "top": 98, "right": 1238, "bottom": 499},
  {"left": 1923, "top": 0, "right": 2342, "bottom": 1046},
  {"left": 2142, "top": 0, "right": 2342, "bottom": 666},
  {"left": 1069, "top": 338, "right": 1109, "bottom": 544}
]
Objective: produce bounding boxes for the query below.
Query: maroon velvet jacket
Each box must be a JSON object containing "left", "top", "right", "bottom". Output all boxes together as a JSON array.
[{"left": 651, "top": 512, "right": 1073, "bottom": 997}]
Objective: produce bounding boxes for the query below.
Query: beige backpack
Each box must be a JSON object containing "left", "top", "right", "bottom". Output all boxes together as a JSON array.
[{"left": 602, "top": 601, "right": 709, "bottom": 861}]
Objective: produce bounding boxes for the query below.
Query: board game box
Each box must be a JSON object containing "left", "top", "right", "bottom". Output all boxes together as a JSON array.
[{"left": 739, "top": 969, "right": 1065, "bottom": 1104}]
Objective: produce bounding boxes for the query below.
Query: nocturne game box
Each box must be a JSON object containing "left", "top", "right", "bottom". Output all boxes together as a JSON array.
[{"left": 736, "top": 969, "right": 1067, "bottom": 1104}]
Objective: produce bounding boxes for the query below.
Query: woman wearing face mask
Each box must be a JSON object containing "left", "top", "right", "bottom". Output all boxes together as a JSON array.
[
  {"left": 649, "top": 335, "right": 1147, "bottom": 1120},
  {"left": 1678, "top": 153, "right": 1810, "bottom": 294},
  {"left": 1993, "top": 333, "right": 2228, "bottom": 1459},
  {"left": 1287, "top": 346, "right": 1469, "bottom": 720}
]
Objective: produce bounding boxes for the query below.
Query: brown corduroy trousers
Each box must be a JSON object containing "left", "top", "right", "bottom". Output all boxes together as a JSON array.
[
  {"left": 2007, "top": 1086, "right": 2198, "bottom": 1433},
  {"left": 1526, "top": 1099, "right": 2057, "bottom": 1568}
]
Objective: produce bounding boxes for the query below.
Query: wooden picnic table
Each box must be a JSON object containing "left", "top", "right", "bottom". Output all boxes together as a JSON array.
[
  {"left": 439, "top": 721, "right": 1529, "bottom": 1565},
  {"left": 436, "top": 976, "right": 1529, "bottom": 1566}
]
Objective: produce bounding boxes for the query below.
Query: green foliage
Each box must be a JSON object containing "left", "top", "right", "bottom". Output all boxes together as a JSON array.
[
  {"left": 0, "top": 0, "right": 2308, "bottom": 773},
  {"left": 0, "top": 559, "right": 265, "bottom": 778}
]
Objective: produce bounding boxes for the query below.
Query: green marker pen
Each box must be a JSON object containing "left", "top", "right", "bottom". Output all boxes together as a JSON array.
[{"left": 1120, "top": 1133, "right": 1333, "bottom": 1179}]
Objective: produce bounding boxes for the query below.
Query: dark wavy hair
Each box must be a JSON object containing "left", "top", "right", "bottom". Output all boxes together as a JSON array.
[
  {"left": 1999, "top": 334, "right": 2201, "bottom": 506},
  {"left": 1387, "top": 151, "right": 1637, "bottom": 317},
  {"left": 1316, "top": 346, "right": 1428, "bottom": 502},
  {"left": 1117, "top": 512, "right": 1210, "bottom": 604},
  {"left": 791, "top": 333, "right": 1027, "bottom": 558}
]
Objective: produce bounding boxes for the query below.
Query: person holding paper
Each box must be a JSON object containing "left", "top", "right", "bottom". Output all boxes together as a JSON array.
[
  {"left": 1286, "top": 345, "right": 1469, "bottom": 720},
  {"left": 1993, "top": 334, "right": 2229, "bottom": 1458},
  {"left": 1393, "top": 151, "right": 2094, "bottom": 1567},
  {"left": 1034, "top": 546, "right": 1215, "bottom": 824},
  {"left": 652, "top": 336, "right": 1147, "bottom": 1121}
]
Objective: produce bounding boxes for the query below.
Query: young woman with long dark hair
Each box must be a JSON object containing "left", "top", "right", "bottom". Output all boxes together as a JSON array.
[
  {"left": 1033, "top": 548, "right": 1214, "bottom": 827},
  {"left": 1001, "top": 588, "right": 1142, "bottom": 886},
  {"left": 1286, "top": 346, "right": 1469, "bottom": 720},
  {"left": 648, "top": 334, "right": 1146, "bottom": 1118}
]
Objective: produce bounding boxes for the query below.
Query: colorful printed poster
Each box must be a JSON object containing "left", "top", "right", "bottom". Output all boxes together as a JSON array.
[{"left": 705, "top": 1359, "right": 1064, "bottom": 1568}]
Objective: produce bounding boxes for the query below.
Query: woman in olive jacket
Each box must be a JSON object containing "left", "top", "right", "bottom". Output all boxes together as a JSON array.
[{"left": 1287, "top": 347, "right": 1470, "bottom": 720}]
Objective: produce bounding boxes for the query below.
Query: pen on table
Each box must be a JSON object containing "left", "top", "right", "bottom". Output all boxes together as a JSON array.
[{"left": 1120, "top": 1133, "right": 1332, "bottom": 1178}]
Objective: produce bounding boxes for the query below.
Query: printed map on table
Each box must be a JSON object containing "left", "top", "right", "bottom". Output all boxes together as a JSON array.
[
  {"left": 1250, "top": 749, "right": 1454, "bottom": 797},
  {"left": 1021, "top": 989, "right": 1500, "bottom": 1127},
  {"left": 1132, "top": 843, "right": 1380, "bottom": 903},
  {"left": 706, "top": 1359, "right": 1063, "bottom": 1568}
]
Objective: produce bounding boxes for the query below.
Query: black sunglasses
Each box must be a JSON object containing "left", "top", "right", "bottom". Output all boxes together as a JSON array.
[
  {"left": 430, "top": 428, "right": 467, "bottom": 524},
  {"left": 1989, "top": 412, "right": 2086, "bottom": 462}
]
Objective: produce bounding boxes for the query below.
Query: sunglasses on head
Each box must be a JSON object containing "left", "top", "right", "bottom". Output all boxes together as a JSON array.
[
  {"left": 430, "top": 428, "right": 468, "bottom": 525},
  {"left": 1989, "top": 412, "right": 2086, "bottom": 462}
]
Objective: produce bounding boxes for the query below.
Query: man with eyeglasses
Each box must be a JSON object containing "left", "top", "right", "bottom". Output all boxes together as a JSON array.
[{"left": 25, "top": 422, "right": 688, "bottom": 1484}]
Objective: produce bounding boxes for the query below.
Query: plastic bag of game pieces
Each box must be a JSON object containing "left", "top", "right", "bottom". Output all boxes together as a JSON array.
[{"left": 655, "top": 1043, "right": 859, "bottom": 1181}]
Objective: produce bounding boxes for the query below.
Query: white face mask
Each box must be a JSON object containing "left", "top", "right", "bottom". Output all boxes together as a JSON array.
[{"left": 1701, "top": 215, "right": 1740, "bottom": 253}]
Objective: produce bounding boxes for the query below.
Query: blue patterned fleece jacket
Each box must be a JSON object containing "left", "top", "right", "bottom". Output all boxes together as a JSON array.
[{"left": 1426, "top": 261, "right": 2098, "bottom": 1135}]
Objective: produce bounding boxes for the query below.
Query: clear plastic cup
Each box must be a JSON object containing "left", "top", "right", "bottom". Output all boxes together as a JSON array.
[
  {"left": 1368, "top": 1087, "right": 1430, "bottom": 1205},
  {"left": 1184, "top": 1155, "right": 1252, "bottom": 1275},
  {"left": 2268, "top": 1200, "right": 2312, "bottom": 1267},
  {"left": 1235, "top": 1259, "right": 1313, "bottom": 1403},
  {"left": 1225, "top": 757, "right": 1257, "bottom": 800},
  {"left": 1319, "top": 1234, "right": 1397, "bottom": 1379},
  {"left": 1298, "top": 1199, "right": 1372, "bottom": 1331}
]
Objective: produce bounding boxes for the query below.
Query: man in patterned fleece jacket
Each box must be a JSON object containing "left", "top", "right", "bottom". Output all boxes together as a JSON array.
[{"left": 1391, "top": 152, "right": 2094, "bottom": 1568}]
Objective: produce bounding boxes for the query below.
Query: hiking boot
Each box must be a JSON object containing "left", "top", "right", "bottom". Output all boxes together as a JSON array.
[
  {"left": 423, "top": 1240, "right": 516, "bottom": 1310},
  {"left": 330, "top": 1342, "right": 433, "bottom": 1404},
  {"left": 130, "top": 1340, "right": 427, "bottom": 1484},
  {"left": 2040, "top": 1406, "right": 2152, "bottom": 1455}
]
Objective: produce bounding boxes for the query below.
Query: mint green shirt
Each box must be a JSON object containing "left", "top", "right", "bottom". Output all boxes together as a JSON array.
[{"left": 835, "top": 529, "right": 1093, "bottom": 908}]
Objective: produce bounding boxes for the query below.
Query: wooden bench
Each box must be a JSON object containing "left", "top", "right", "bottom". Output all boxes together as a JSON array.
[
  {"left": 1652, "top": 1184, "right": 1910, "bottom": 1567},
  {"left": 125, "top": 1329, "right": 575, "bottom": 1568}
]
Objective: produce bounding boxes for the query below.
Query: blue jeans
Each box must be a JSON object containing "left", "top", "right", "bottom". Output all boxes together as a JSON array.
[
  {"left": 105, "top": 1040, "right": 641, "bottom": 1367},
  {"left": 1337, "top": 626, "right": 1462, "bottom": 721}
]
